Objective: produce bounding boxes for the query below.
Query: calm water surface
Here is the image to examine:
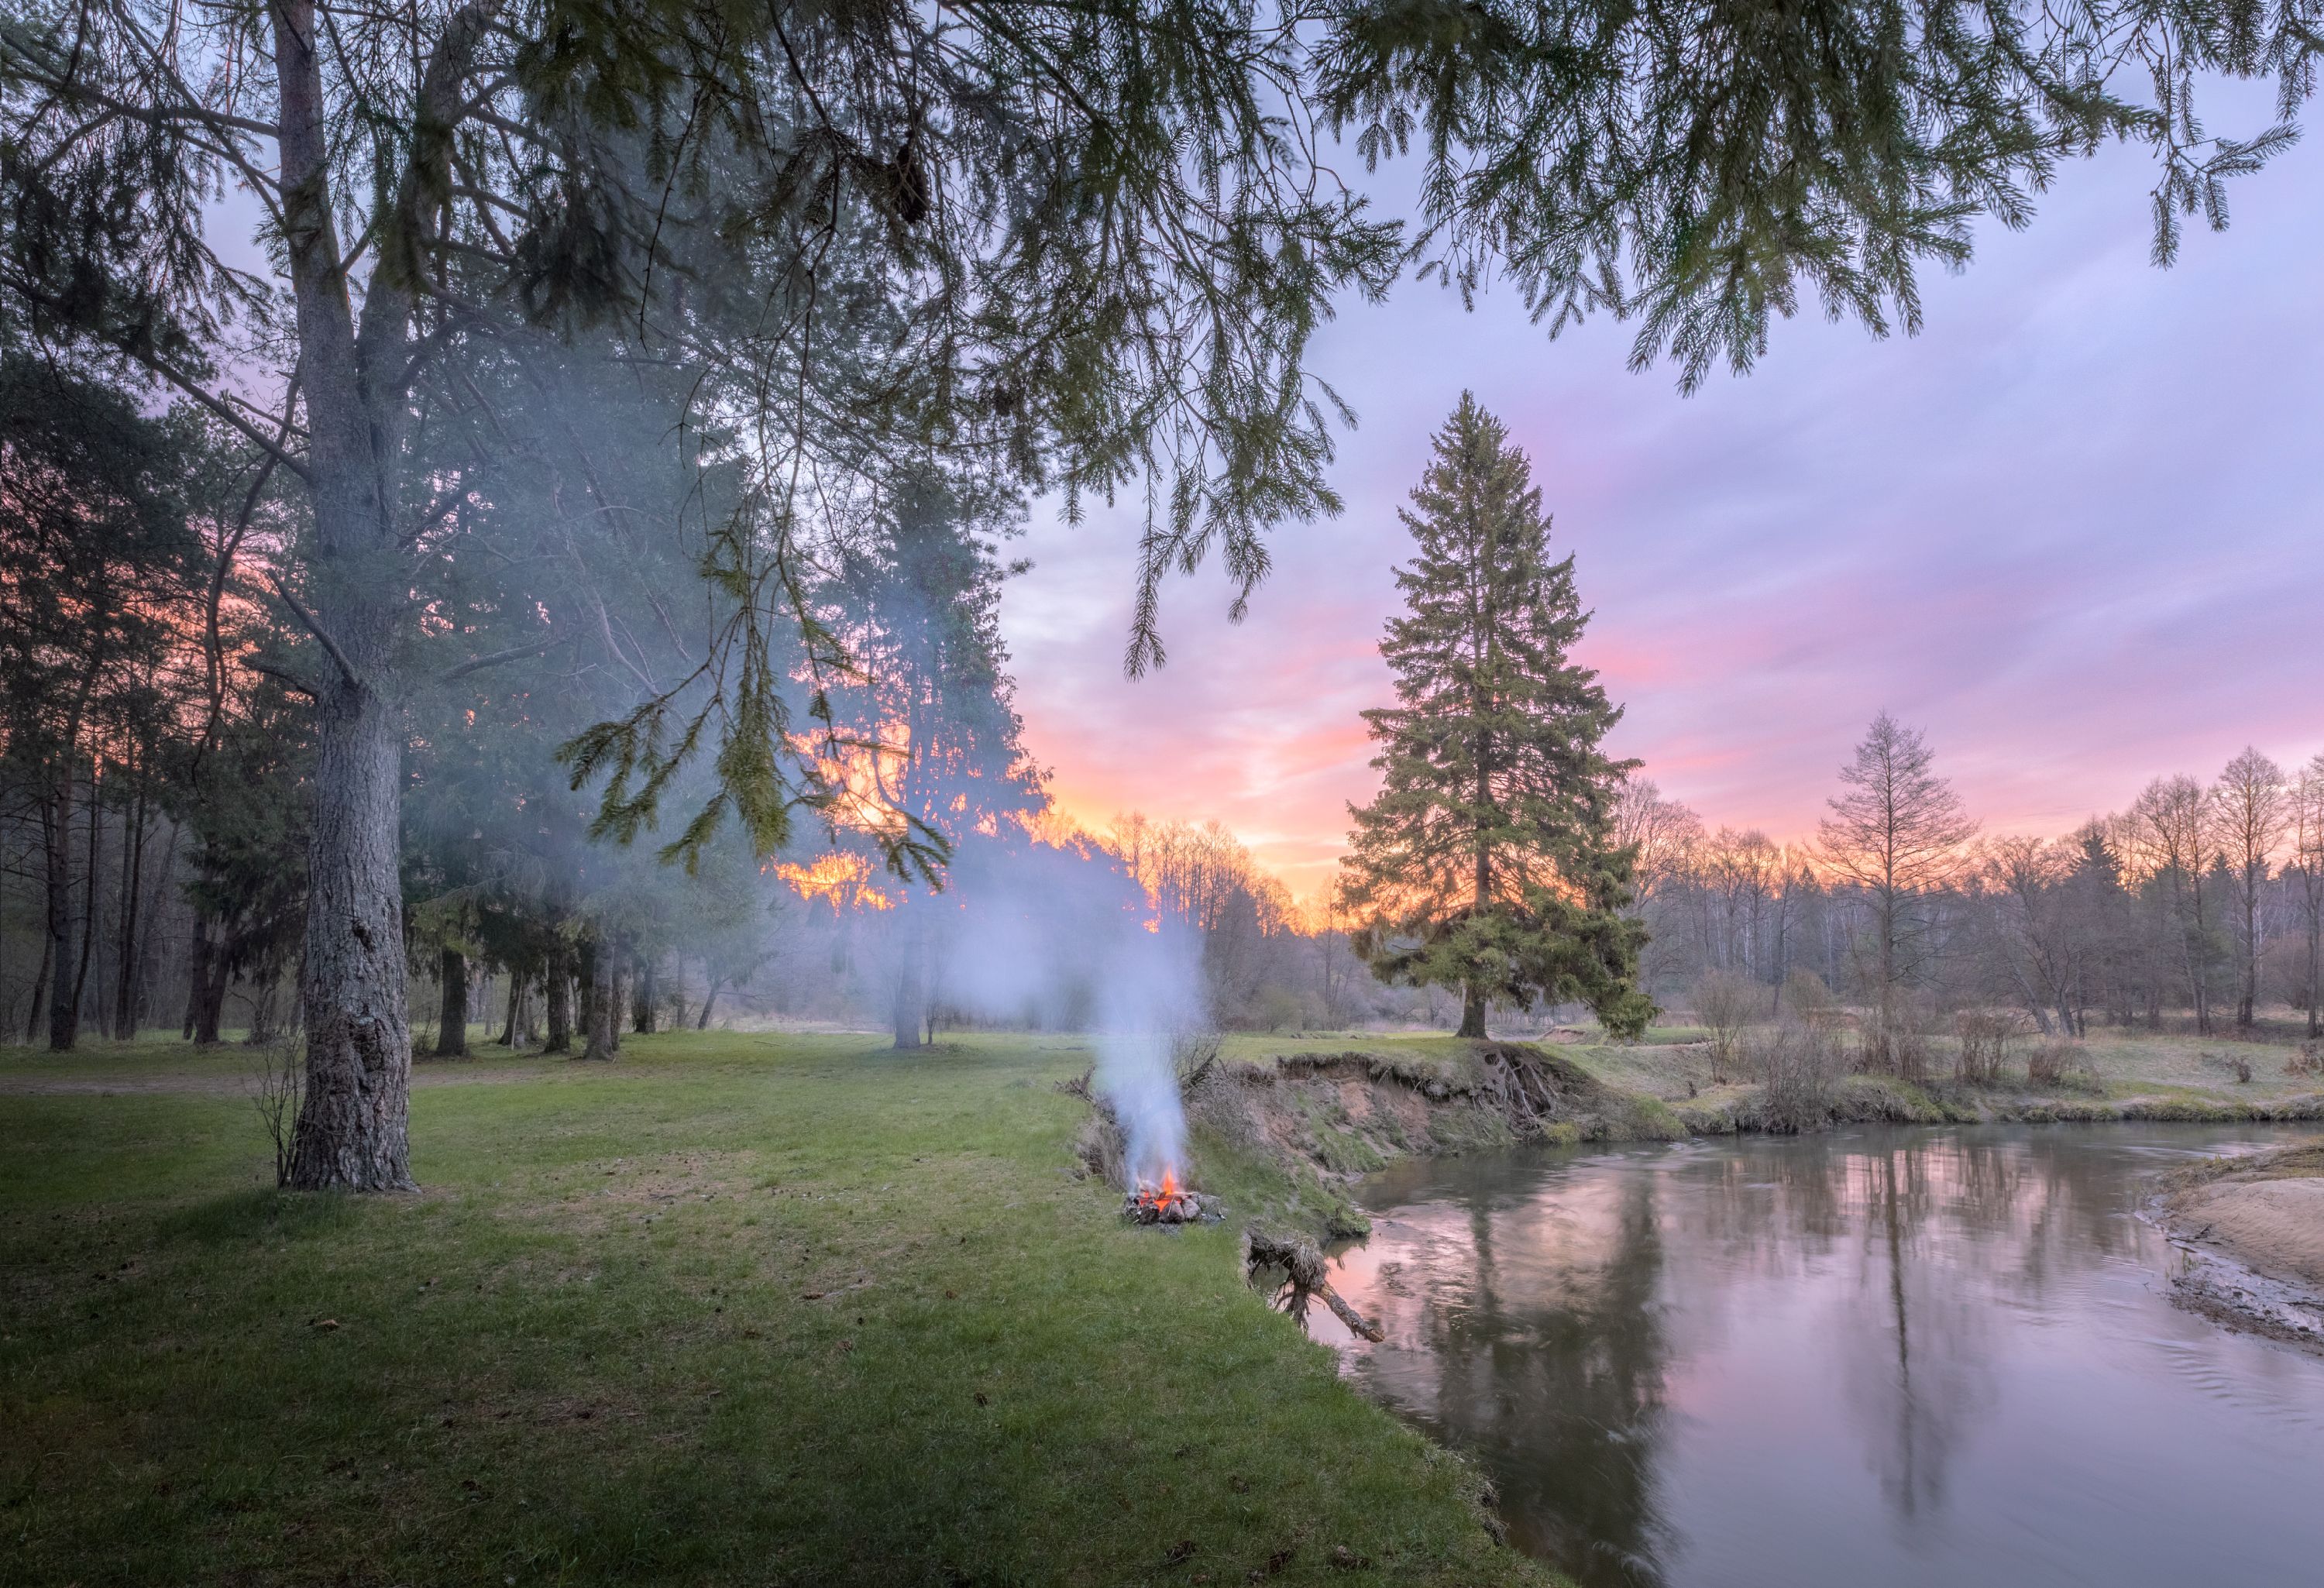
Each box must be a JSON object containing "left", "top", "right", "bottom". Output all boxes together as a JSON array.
[{"left": 1315, "top": 1125, "right": 2324, "bottom": 1588}]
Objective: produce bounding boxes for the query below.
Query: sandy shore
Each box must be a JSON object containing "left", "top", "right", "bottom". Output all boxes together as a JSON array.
[{"left": 2156, "top": 1139, "right": 2324, "bottom": 1346}]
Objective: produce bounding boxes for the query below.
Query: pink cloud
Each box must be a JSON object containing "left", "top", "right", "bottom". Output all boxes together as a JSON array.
[{"left": 1003, "top": 128, "right": 2324, "bottom": 890}]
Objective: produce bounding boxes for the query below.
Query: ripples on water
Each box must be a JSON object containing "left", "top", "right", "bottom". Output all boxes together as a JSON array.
[{"left": 1316, "top": 1125, "right": 2324, "bottom": 1588}]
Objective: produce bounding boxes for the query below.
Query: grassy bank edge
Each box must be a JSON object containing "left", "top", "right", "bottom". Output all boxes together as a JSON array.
[{"left": 0, "top": 1032, "right": 1559, "bottom": 1588}]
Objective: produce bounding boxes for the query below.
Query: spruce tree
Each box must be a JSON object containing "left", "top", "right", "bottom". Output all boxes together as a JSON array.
[{"left": 1341, "top": 395, "right": 1652, "bottom": 1040}]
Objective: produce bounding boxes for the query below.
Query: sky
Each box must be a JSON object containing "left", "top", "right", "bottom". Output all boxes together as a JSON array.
[{"left": 997, "top": 108, "right": 2324, "bottom": 900}]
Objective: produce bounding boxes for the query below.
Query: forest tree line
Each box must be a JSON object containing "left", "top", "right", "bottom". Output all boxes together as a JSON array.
[{"left": 1619, "top": 722, "right": 2324, "bottom": 1047}]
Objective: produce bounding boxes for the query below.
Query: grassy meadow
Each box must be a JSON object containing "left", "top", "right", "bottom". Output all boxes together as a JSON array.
[
  {"left": 0, "top": 1030, "right": 1543, "bottom": 1588},
  {"left": 7, "top": 1018, "right": 2315, "bottom": 1586}
]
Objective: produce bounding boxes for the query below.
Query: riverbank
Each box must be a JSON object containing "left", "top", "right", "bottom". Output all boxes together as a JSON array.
[
  {"left": 1181, "top": 1029, "right": 2324, "bottom": 1243},
  {"left": 2151, "top": 1136, "right": 2324, "bottom": 1347},
  {"left": 0, "top": 1033, "right": 1549, "bottom": 1587}
]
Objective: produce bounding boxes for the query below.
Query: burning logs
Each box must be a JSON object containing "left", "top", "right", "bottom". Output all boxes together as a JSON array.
[{"left": 1125, "top": 1171, "right": 1213, "bottom": 1225}]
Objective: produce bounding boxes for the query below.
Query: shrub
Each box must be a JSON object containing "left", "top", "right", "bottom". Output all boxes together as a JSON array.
[
  {"left": 1953, "top": 1009, "right": 2028, "bottom": 1086},
  {"left": 1780, "top": 969, "right": 1835, "bottom": 1026},
  {"left": 2027, "top": 1039, "right": 2101, "bottom": 1093},
  {"left": 1692, "top": 970, "right": 1764, "bottom": 1083},
  {"left": 1252, "top": 985, "right": 1307, "bottom": 1033},
  {"left": 1749, "top": 1016, "right": 1844, "bottom": 1134}
]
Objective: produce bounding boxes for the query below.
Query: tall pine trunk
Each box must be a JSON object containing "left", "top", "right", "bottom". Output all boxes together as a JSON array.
[
  {"left": 68, "top": 768, "right": 103, "bottom": 1040},
  {"left": 631, "top": 954, "right": 657, "bottom": 1034},
  {"left": 42, "top": 757, "right": 78, "bottom": 1051},
  {"left": 2238, "top": 884, "right": 2259, "bottom": 1030},
  {"left": 544, "top": 949, "right": 572, "bottom": 1053},
  {"left": 580, "top": 939, "right": 617, "bottom": 1060},
  {"left": 112, "top": 779, "right": 147, "bottom": 1040},
  {"left": 892, "top": 912, "right": 927, "bottom": 1049},
  {"left": 22, "top": 933, "right": 50, "bottom": 1044},
  {"left": 433, "top": 947, "right": 468, "bottom": 1057},
  {"left": 1457, "top": 982, "right": 1487, "bottom": 1040},
  {"left": 187, "top": 906, "right": 229, "bottom": 1046},
  {"left": 286, "top": 668, "right": 411, "bottom": 1187},
  {"left": 274, "top": 0, "right": 418, "bottom": 1191},
  {"left": 2309, "top": 916, "right": 2322, "bottom": 1040}
]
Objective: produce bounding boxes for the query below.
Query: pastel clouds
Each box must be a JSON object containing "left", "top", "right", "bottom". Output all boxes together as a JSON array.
[{"left": 1001, "top": 128, "right": 2324, "bottom": 899}]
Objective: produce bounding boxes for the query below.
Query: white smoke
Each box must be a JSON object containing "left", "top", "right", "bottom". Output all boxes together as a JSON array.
[{"left": 920, "top": 834, "right": 1202, "bottom": 1186}]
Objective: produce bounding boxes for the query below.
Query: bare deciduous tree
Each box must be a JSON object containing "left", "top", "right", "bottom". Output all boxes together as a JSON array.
[
  {"left": 1614, "top": 779, "right": 1703, "bottom": 912},
  {"left": 2291, "top": 754, "right": 2324, "bottom": 1039},
  {"left": 1817, "top": 713, "right": 1976, "bottom": 1071},
  {"left": 2212, "top": 748, "right": 2288, "bottom": 1032},
  {"left": 2123, "top": 774, "right": 2219, "bottom": 1033}
]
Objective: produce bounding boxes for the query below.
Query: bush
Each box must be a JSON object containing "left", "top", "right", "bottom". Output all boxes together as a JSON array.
[
  {"left": 1953, "top": 1009, "right": 2028, "bottom": 1086},
  {"left": 1749, "top": 1016, "right": 1844, "bottom": 1134},
  {"left": 1692, "top": 970, "right": 1764, "bottom": 1084},
  {"left": 2288, "top": 1040, "right": 2324, "bottom": 1078},
  {"left": 1878, "top": 992, "right": 1946, "bottom": 1085},
  {"left": 1780, "top": 970, "right": 1835, "bottom": 1026},
  {"left": 1251, "top": 985, "right": 1307, "bottom": 1033},
  {"left": 2026, "top": 1039, "right": 2101, "bottom": 1093}
]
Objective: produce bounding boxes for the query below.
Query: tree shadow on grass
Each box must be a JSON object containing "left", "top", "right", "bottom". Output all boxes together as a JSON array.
[{"left": 159, "top": 1185, "right": 368, "bottom": 1246}]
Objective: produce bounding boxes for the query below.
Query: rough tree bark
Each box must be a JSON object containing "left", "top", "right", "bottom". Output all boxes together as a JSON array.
[
  {"left": 580, "top": 939, "right": 617, "bottom": 1060},
  {"left": 610, "top": 952, "right": 625, "bottom": 1053},
  {"left": 185, "top": 906, "right": 229, "bottom": 1045},
  {"left": 892, "top": 915, "right": 927, "bottom": 1050},
  {"left": 111, "top": 778, "right": 147, "bottom": 1039},
  {"left": 497, "top": 975, "right": 522, "bottom": 1047},
  {"left": 544, "top": 950, "right": 572, "bottom": 1053},
  {"left": 631, "top": 954, "right": 657, "bottom": 1033},
  {"left": 67, "top": 768, "right": 103, "bottom": 1041},
  {"left": 270, "top": 0, "right": 488, "bottom": 1190},
  {"left": 42, "top": 758, "right": 78, "bottom": 1051},
  {"left": 433, "top": 947, "right": 468, "bottom": 1057},
  {"left": 22, "top": 935, "right": 50, "bottom": 1045}
]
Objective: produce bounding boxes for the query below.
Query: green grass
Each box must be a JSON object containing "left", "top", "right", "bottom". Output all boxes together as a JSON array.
[{"left": 0, "top": 1031, "right": 1545, "bottom": 1588}]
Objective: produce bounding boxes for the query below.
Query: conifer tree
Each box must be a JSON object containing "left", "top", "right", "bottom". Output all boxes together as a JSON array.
[{"left": 1341, "top": 395, "right": 1651, "bottom": 1040}]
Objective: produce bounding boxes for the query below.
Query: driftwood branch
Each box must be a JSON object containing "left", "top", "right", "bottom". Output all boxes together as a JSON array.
[{"left": 1244, "top": 1229, "right": 1383, "bottom": 1342}]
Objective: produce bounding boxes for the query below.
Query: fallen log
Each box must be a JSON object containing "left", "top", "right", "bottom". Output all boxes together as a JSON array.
[
  {"left": 1315, "top": 1279, "right": 1385, "bottom": 1342},
  {"left": 1243, "top": 1230, "right": 1384, "bottom": 1342}
]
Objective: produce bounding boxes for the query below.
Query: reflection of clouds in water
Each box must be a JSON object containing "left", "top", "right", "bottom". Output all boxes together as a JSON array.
[{"left": 1320, "top": 1126, "right": 2324, "bottom": 1588}]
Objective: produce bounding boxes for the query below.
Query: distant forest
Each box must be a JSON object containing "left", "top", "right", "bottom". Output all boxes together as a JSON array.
[
  {"left": 9, "top": 651, "right": 2320, "bottom": 1050},
  {"left": 1618, "top": 730, "right": 2324, "bottom": 1044}
]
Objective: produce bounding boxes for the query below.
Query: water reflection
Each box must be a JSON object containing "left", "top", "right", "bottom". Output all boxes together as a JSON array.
[{"left": 1322, "top": 1126, "right": 2324, "bottom": 1588}]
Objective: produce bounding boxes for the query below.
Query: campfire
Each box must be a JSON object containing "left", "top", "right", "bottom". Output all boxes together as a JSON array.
[{"left": 1124, "top": 1168, "right": 1205, "bottom": 1225}]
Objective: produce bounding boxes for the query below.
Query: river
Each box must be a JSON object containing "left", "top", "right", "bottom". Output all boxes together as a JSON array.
[{"left": 1312, "top": 1124, "right": 2324, "bottom": 1587}]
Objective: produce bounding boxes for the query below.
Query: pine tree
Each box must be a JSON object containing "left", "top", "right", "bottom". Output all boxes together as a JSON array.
[{"left": 1341, "top": 395, "right": 1652, "bottom": 1040}]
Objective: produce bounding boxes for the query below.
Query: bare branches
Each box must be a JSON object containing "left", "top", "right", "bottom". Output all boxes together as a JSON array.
[
  {"left": 437, "top": 634, "right": 563, "bottom": 683},
  {"left": 266, "top": 572, "right": 364, "bottom": 693}
]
